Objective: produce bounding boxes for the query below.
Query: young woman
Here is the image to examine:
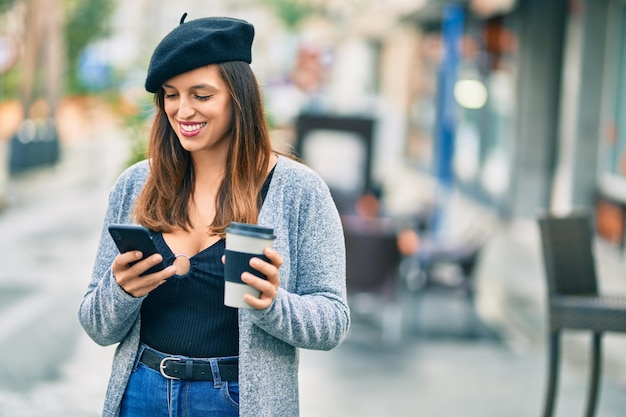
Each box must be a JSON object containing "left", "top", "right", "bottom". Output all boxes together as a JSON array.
[{"left": 78, "top": 15, "right": 349, "bottom": 417}]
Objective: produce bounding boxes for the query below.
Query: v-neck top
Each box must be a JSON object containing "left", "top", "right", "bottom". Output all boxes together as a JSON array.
[{"left": 139, "top": 166, "right": 276, "bottom": 358}]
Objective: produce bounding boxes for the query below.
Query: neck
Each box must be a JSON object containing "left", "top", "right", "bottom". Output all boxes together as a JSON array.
[{"left": 191, "top": 150, "right": 227, "bottom": 194}]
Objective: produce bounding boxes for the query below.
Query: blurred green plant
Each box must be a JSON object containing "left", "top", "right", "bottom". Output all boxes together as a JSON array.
[
  {"left": 260, "top": 0, "right": 319, "bottom": 29},
  {"left": 119, "top": 96, "right": 155, "bottom": 167},
  {"left": 124, "top": 114, "right": 150, "bottom": 167},
  {"left": 64, "top": 0, "right": 117, "bottom": 94},
  {"left": 0, "top": 0, "right": 14, "bottom": 12},
  {"left": 0, "top": 0, "right": 17, "bottom": 98},
  {"left": 0, "top": 62, "right": 19, "bottom": 99}
]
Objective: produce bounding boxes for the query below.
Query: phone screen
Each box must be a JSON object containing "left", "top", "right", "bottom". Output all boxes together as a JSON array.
[{"left": 108, "top": 224, "right": 166, "bottom": 275}]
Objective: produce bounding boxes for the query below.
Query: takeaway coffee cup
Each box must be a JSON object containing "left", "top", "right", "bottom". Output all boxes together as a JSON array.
[{"left": 224, "top": 222, "right": 276, "bottom": 309}]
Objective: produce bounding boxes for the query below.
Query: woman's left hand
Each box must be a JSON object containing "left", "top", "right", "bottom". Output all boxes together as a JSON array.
[{"left": 243, "top": 247, "right": 282, "bottom": 310}]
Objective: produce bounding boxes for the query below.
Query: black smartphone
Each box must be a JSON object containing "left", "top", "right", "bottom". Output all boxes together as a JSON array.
[{"left": 108, "top": 224, "right": 166, "bottom": 276}]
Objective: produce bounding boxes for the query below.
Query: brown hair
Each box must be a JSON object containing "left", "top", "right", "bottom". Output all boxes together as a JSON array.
[{"left": 133, "top": 61, "right": 272, "bottom": 236}]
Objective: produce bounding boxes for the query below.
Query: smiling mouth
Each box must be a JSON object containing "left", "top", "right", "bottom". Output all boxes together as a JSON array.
[{"left": 180, "top": 122, "right": 207, "bottom": 133}]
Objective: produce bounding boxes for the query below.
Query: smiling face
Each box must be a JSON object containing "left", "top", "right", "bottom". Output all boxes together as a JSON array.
[{"left": 162, "top": 65, "right": 233, "bottom": 157}]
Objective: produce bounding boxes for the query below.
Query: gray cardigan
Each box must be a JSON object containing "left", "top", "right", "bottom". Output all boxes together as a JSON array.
[{"left": 78, "top": 155, "right": 350, "bottom": 417}]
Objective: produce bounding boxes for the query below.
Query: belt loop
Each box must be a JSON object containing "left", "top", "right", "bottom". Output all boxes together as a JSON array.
[
  {"left": 185, "top": 360, "right": 193, "bottom": 380},
  {"left": 133, "top": 344, "right": 148, "bottom": 372},
  {"left": 209, "top": 359, "right": 222, "bottom": 388}
]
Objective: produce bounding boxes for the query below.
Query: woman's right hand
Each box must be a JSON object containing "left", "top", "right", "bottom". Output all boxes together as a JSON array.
[{"left": 112, "top": 251, "right": 177, "bottom": 297}]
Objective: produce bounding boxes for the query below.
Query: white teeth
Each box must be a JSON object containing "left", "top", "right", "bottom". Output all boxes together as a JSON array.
[{"left": 181, "top": 123, "right": 206, "bottom": 132}]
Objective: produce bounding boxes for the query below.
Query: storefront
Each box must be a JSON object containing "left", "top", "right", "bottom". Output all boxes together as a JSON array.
[
  {"left": 403, "top": 0, "right": 521, "bottom": 215},
  {"left": 596, "top": 0, "right": 626, "bottom": 246},
  {"left": 400, "top": 0, "right": 625, "bottom": 226}
]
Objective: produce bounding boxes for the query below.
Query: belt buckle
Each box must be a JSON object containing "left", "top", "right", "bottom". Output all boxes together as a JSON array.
[{"left": 159, "top": 357, "right": 181, "bottom": 380}]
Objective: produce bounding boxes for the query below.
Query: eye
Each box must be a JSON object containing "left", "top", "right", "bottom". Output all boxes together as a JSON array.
[
  {"left": 195, "top": 95, "right": 212, "bottom": 101},
  {"left": 164, "top": 93, "right": 178, "bottom": 99}
]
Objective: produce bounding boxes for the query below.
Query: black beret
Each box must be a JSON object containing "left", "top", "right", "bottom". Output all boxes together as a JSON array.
[{"left": 145, "top": 14, "right": 254, "bottom": 93}]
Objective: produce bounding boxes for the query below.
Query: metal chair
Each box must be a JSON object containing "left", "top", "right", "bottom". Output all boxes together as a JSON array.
[
  {"left": 409, "top": 236, "right": 484, "bottom": 337},
  {"left": 342, "top": 215, "right": 403, "bottom": 343},
  {"left": 538, "top": 212, "right": 626, "bottom": 417}
]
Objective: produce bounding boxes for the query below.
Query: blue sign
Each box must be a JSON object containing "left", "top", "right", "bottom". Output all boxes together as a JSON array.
[
  {"left": 78, "top": 45, "right": 112, "bottom": 90},
  {"left": 434, "top": 4, "right": 464, "bottom": 189}
]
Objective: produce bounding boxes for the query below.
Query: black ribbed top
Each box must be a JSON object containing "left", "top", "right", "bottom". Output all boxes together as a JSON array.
[
  {"left": 139, "top": 165, "right": 275, "bottom": 358},
  {"left": 140, "top": 238, "right": 238, "bottom": 358}
]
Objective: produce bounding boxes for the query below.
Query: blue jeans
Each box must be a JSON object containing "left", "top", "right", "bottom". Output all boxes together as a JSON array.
[{"left": 120, "top": 345, "right": 239, "bottom": 417}]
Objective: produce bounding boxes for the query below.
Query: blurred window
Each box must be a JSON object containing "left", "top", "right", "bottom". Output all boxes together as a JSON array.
[
  {"left": 600, "top": 2, "right": 626, "bottom": 179},
  {"left": 301, "top": 130, "right": 367, "bottom": 193},
  {"left": 453, "top": 15, "right": 517, "bottom": 209}
]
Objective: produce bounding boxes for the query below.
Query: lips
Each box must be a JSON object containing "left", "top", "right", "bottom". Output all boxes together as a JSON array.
[{"left": 179, "top": 122, "right": 207, "bottom": 137}]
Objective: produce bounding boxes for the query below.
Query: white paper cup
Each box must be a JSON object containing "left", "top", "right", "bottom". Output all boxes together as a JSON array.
[{"left": 224, "top": 222, "right": 275, "bottom": 309}]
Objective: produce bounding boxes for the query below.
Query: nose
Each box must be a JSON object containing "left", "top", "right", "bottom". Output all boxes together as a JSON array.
[{"left": 177, "top": 95, "right": 195, "bottom": 119}]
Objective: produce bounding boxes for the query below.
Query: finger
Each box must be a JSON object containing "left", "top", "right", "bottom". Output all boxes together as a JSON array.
[
  {"left": 241, "top": 274, "right": 275, "bottom": 309},
  {"left": 263, "top": 247, "right": 283, "bottom": 267},
  {"left": 112, "top": 250, "right": 174, "bottom": 297},
  {"left": 130, "top": 253, "right": 165, "bottom": 276},
  {"left": 141, "top": 264, "right": 177, "bottom": 280},
  {"left": 114, "top": 251, "right": 143, "bottom": 270},
  {"left": 249, "top": 256, "right": 272, "bottom": 275},
  {"left": 112, "top": 252, "right": 142, "bottom": 285},
  {"left": 141, "top": 265, "right": 177, "bottom": 288},
  {"left": 242, "top": 272, "right": 275, "bottom": 293},
  {"left": 249, "top": 257, "right": 280, "bottom": 284},
  {"left": 125, "top": 265, "right": 177, "bottom": 298},
  {"left": 243, "top": 292, "right": 271, "bottom": 310}
]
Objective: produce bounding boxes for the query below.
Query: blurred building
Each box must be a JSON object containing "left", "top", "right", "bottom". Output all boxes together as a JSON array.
[
  {"left": 5, "top": 0, "right": 624, "bottom": 247},
  {"left": 326, "top": 0, "right": 626, "bottom": 249}
]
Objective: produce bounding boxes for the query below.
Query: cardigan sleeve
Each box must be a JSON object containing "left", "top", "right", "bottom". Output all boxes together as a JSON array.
[
  {"left": 78, "top": 162, "right": 148, "bottom": 346},
  {"left": 246, "top": 160, "right": 350, "bottom": 351}
]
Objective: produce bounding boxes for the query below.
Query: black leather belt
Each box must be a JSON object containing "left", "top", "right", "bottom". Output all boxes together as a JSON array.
[{"left": 140, "top": 348, "right": 238, "bottom": 381}]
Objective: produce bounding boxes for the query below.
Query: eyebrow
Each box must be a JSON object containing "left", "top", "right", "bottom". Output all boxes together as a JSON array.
[{"left": 162, "top": 83, "right": 217, "bottom": 90}]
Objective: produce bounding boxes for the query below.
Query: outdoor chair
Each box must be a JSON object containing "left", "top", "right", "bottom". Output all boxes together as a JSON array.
[
  {"left": 408, "top": 236, "right": 484, "bottom": 337},
  {"left": 538, "top": 212, "right": 626, "bottom": 417},
  {"left": 342, "top": 215, "right": 403, "bottom": 343}
]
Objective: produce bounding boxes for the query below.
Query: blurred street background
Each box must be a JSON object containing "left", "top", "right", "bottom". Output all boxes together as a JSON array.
[{"left": 0, "top": 0, "right": 626, "bottom": 416}]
